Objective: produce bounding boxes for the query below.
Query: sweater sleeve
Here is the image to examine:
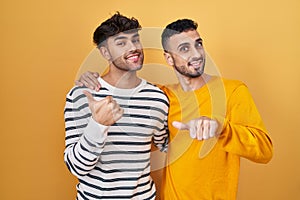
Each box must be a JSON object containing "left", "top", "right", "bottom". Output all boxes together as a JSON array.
[
  {"left": 63, "top": 87, "right": 109, "bottom": 177},
  {"left": 218, "top": 84, "right": 273, "bottom": 163},
  {"left": 152, "top": 85, "right": 169, "bottom": 152},
  {"left": 153, "top": 113, "right": 169, "bottom": 153}
]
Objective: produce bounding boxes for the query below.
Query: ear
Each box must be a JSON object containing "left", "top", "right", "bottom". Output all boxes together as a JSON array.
[
  {"left": 98, "top": 46, "right": 111, "bottom": 61},
  {"left": 164, "top": 52, "right": 174, "bottom": 66}
]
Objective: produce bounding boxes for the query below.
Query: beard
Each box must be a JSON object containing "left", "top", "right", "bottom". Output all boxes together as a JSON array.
[
  {"left": 174, "top": 58, "right": 205, "bottom": 78},
  {"left": 111, "top": 49, "right": 144, "bottom": 72}
]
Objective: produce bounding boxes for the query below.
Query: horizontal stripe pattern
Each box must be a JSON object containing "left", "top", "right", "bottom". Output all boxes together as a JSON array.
[{"left": 64, "top": 78, "right": 169, "bottom": 200}]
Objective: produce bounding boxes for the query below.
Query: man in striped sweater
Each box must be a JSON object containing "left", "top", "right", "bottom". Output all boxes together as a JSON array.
[{"left": 64, "top": 13, "right": 169, "bottom": 199}]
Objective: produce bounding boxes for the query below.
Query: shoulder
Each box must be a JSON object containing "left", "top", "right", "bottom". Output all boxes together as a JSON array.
[
  {"left": 218, "top": 77, "right": 248, "bottom": 92},
  {"left": 142, "top": 81, "right": 168, "bottom": 96},
  {"left": 158, "top": 83, "right": 179, "bottom": 95},
  {"left": 217, "top": 77, "right": 254, "bottom": 101},
  {"left": 139, "top": 81, "right": 169, "bottom": 106},
  {"left": 66, "top": 86, "right": 87, "bottom": 98},
  {"left": 221, "top": 77, "right": 244, "bottom": 86},
  {"left": 67, "top": 86, "right": 85, "bottom": 96},
  {"left": 65, "top": 86, "right": 95, "bottom": 104}
]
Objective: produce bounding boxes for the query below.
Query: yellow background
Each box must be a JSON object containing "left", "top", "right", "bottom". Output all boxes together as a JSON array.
[{"left": 1, "top": 0, "right": 299, "bottom": 199}]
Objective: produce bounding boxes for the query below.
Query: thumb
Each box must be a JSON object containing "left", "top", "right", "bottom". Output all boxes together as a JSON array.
[
  {"left": 83, "top": 90, "right": 95, "bottom": 103},
  {"left": 172, "top": 121, "right": 190, "bottom": 130}
]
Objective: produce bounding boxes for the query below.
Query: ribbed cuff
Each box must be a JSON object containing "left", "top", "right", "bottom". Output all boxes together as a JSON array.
[{"left": 84, "top": 117, "right": 109, "bottom": 144}]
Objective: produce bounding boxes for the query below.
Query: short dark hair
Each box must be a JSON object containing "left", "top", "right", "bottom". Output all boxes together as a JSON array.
[
  {"left": 93, "top": 12, "right": 141, "bottom": 47},
  {"left": 161, "top": 19, "right": 198, "bottom": 51}
]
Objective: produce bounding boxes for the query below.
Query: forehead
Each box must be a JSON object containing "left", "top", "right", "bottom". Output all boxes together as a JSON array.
[
  {"left": 109, "top": 31, "right": 140, "bottom": 41},
  {"left": 168, "top": 30, "right": 201, "bottom": 46}
]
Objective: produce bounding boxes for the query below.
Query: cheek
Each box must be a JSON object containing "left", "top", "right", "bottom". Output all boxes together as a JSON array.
[
  {"left": 110, "top": 50, "right": 124, "bottom": 60},
  {"left": 136, "top": 43, "right": 143, "bottom": 50},
  {"left": 112, "top": 45, "right": 127, "bottom": 56},
  {"left": 174, "top": 55, "right": 188, "bottom": 66},
  {"left": 200, "top": 49, "right": 205, "bottom": 56}
]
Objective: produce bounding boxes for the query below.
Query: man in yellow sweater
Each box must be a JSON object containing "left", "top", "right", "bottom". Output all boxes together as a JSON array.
[
  {"left": 77, "top": 18, "right": 273, "bottom": 199},
  {"left": 159, "top": 19, "right": 273, "bottom": 199}
]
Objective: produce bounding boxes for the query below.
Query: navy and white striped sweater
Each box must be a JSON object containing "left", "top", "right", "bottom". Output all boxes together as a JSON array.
[{"left": 64, "top": 78, "right": 169, "bottom": 200}]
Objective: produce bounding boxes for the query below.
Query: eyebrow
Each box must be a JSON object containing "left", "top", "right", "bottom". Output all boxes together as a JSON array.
[
  {"left": 114, "top": 36, "right": 127, "bottom": 41},
  {"left": 196, "top": 38, "right": 203, "bottom": 43},
  {"left": 132, "top": 33, "right": 139, "bottom": 38}
]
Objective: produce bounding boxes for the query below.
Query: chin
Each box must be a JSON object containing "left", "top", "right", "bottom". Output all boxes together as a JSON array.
[
  {"left": 188, "top": 69, "right": 204, "bottom": 78},
  {"left": 189, "top": 73, "right": 203, "bottom": 78},
  {"left": 129, "top": 64, "right": 143, "bottom": 71}
]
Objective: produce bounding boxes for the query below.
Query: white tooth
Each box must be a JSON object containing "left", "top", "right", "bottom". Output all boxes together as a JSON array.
[
  {"left": 190, "top": 61, "right": 200, "bottom": 66},
  {"left": 127, "top": 56, "right": 138, "bottom": 61}
]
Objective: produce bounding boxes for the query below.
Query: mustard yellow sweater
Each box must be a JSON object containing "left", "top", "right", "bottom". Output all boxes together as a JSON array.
[{"left": 160, "top": 77, "right": 273, "bottom": 200}]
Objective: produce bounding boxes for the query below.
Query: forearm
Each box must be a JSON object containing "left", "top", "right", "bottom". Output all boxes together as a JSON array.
[
  {"left": 217, "top": 83, "right": 273, "bottom": 163},
  {"left": 153, "top": 135, "right": 169, "bottom": 153},
  {"left": 64, "top": 118, "right": 108, "bottom": 177},
  {"left": 153, "top": 117, "right": 169, "bottom": 152},
  {"left": 219, "top": 120, "right": 273, "bottom": 163}
]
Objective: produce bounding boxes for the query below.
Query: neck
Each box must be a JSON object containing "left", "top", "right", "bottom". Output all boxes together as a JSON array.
[
  {"left": 176, "top": 72, "right": 211, "bottom": 91},
  {"left": 102, "top": 66, "right": 141, "bottom": 89}
]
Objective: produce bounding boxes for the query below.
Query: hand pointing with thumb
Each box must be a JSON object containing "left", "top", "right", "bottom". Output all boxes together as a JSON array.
[
  {"left": 172, "top": 116, "right": 220, "bottom": 140},
  {"left": 83, "top": 90, "right": 123, "bottom": 126}
]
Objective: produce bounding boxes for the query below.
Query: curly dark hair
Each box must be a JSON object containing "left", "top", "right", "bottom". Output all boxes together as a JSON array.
[
  {"left": 161, "top": 19, "right": 198, "bottom": 51},
  {"left": 93, "top": 12, "right": 141, "bottom": 47}
]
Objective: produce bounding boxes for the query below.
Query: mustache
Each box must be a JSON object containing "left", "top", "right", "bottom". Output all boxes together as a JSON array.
[
  {"left": 188, "top": 57, "right": 204, "bottom": 65},
  {"left": 124, "top": 49, "right": 143, "bottom": 57}
]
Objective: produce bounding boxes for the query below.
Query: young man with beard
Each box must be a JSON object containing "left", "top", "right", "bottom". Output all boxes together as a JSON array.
[
  {"left": 77, "top": 19, "right": 273, "bottom": 199},
  {"left": 64, "top": 13, "right": 169, "bottom": 199},
  {"left": 159, "top": 19, "right": 273, "bottom": 199}
]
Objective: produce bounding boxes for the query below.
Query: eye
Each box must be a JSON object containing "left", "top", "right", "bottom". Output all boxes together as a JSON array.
[
  {"left": 195, "top": 41, "right": 203, "bottom": 49},
  {"left": 132, "top": 38, "right": 140, "bottom": 44},
  {"left": 179, "top": 46, "right": 189, "bottom": 52},
  {"left": 116, "top": 41, "right": 126, "bottom": 46}
]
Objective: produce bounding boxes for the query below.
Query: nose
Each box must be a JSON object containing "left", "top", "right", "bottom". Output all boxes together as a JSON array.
[
  {"left": 190, "top": 46, "right": 201, "bottom": 58},
  {"left": 127, "top": 41, "right": 138, "bottom": 52}
]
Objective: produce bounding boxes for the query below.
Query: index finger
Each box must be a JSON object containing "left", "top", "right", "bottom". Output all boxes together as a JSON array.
[{"left": 92, "top": 72, "right": 100, "bottom": 78}]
